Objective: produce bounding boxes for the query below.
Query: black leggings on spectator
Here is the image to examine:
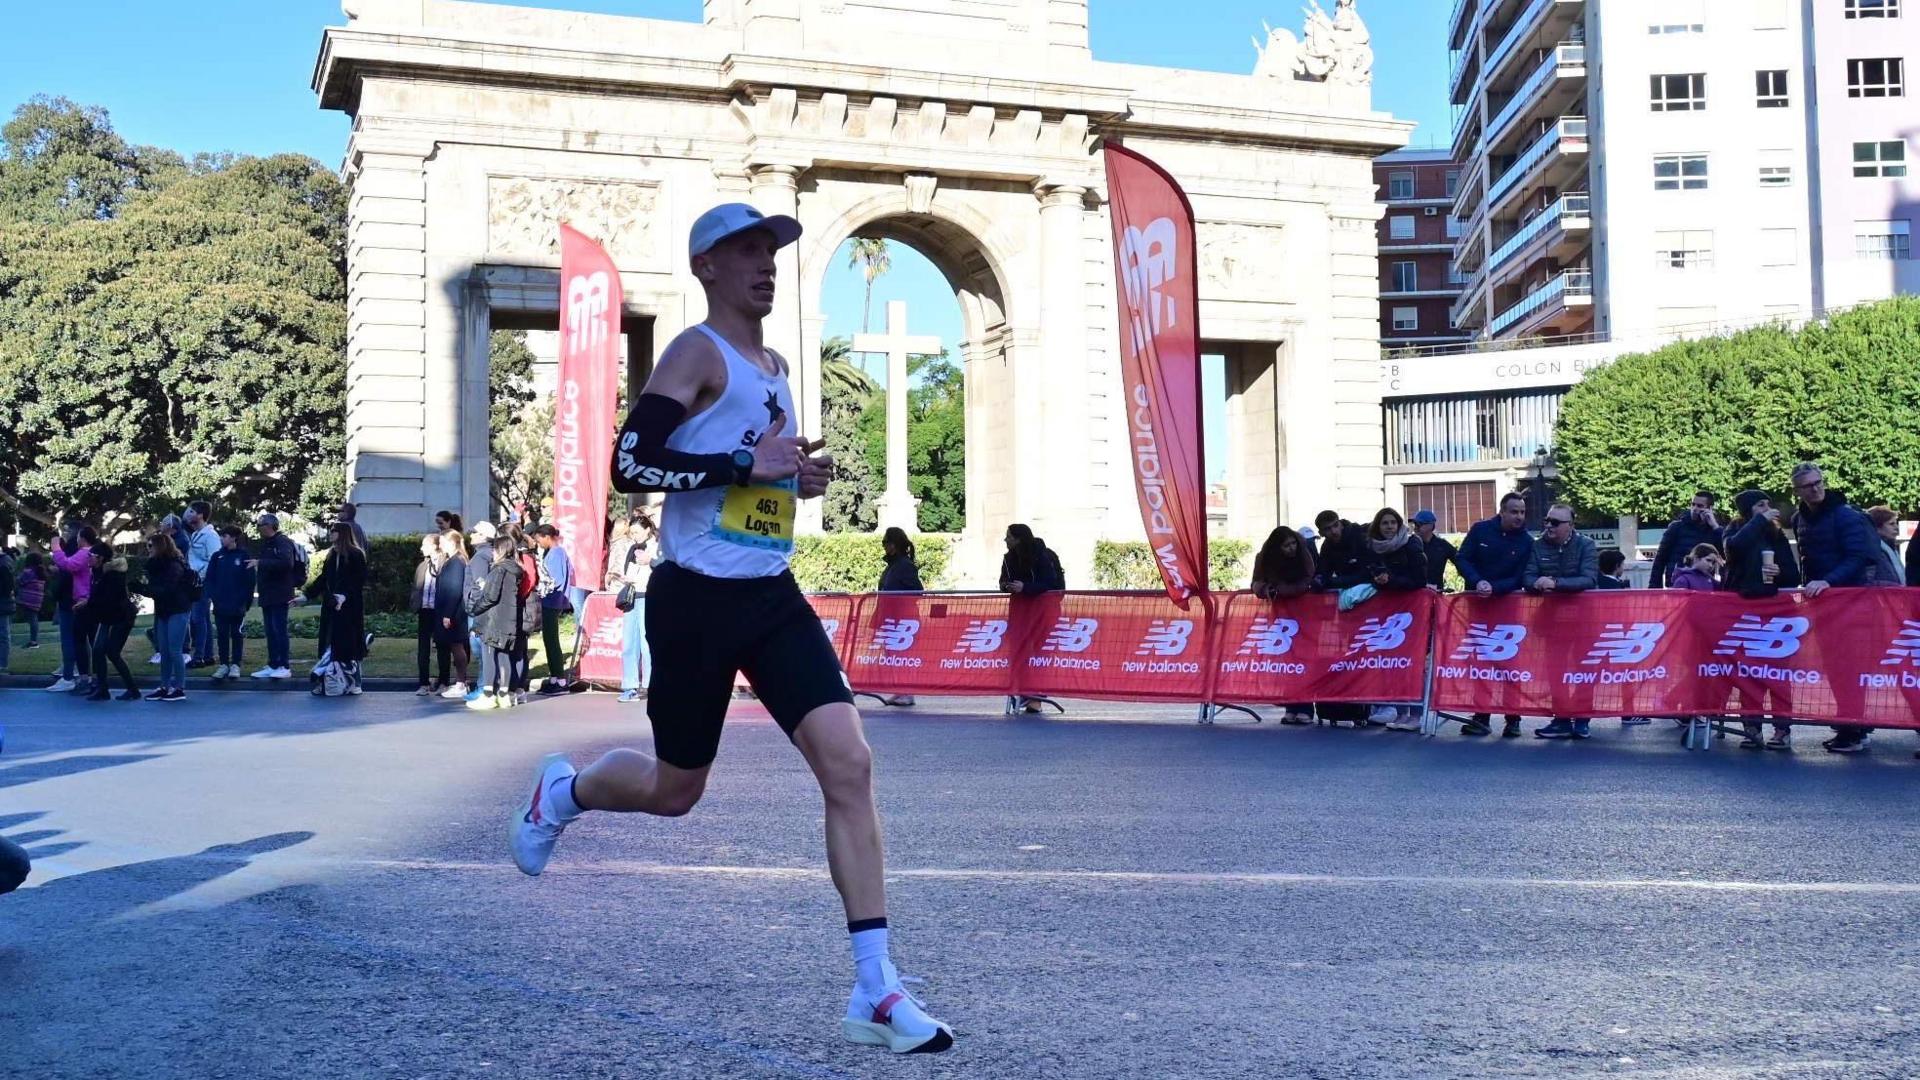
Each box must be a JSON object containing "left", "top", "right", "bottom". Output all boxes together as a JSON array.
[
  {"left": 91, "top": 622, "right": 135, "bottom": 692},
  {"left": 417, "top": 609, "right": 449, "bottom": 686},
  {"left": 541, "top": 606, "right": 568, "bottom": 681}
]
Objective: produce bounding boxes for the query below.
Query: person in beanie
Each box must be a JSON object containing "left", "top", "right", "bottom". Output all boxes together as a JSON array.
[
  {"left": 1410, "top": 510, "right": 1457, "bottom": 591},
  {"left": 203, "top": 527, "right": 256, "bottom": 680},
  {"left": 463, "top": 522, "right": 499, "bottom": 703},
  {"left": 1725, "top": 489, "right": 1801, "bottom": 750},
  {"left": 249, "top": 514, "right": 301, "bottom": 680}
]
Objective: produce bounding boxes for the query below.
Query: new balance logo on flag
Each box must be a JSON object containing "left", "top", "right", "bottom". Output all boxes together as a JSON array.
[
  {"left": 1451, "top": 623, "right": 1527, "bottom": 662},
  {"left": 1238, "top": 617, "right": 1301, "bottom": 657},
  {"left": 565, "top": 270, "right": 612, "bottom": 353},
  {"left": 1581, "top": 623, "right": 1666, "bottom": 666},
  {"left": 954, "top": 620, "right": 1008, "bottom": 654},
  {"left": 868, "top": 619, "right": 920, "bottom": 652},
  {"left": 1135, "top": 619, "right": 1195, "bottom": 657},
  {"left": 1042, "top": 618, "right": 1100, "bottom": 654},
  {"left": 1346, "top": 613, "right": 1414, "bottom": 656},
  {"left": 1118, "top": 218, "right": 1179, "bottom": 351},
  {"left": 1878, "top": 620, "right": 1920, "bottom": 667},
  {"left": 1713, "top": 615, "right": 1810, "bottom": 660}
]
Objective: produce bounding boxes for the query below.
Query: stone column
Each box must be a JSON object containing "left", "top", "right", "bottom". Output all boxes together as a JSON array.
[
  {"left": 342, "top": 135, "right": 434, "bottom": 537},
  {"left": 1034, "top": 181, "right": 1093, "bottom": 574},
  {"left": 748, "top": 163, "right": 821, "bottom": 532}
]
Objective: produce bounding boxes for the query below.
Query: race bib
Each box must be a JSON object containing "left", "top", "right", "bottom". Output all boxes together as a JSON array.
[{"left": 714, "top": 480, "right": 797, "bottom": 552}]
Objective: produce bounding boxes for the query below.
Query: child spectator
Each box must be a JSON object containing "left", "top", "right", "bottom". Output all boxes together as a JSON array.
[
  {"left": 1597, "top": 549, "right": 1631, "bottom": 590},
  {"left": 1669, "top": 544, "right": 1722, "bottom": 592},
  {"left": 203, "top": 527, "right": 256, "bottom": 680},
  {"left": 16, "top": 552, "right": 46, "bottom": 650}
]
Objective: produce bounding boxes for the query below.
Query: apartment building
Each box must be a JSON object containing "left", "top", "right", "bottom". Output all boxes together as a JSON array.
[
  {"left": 1376, "top": 148, "right": 1473, "bottom": 349},
  {"left": 1445, "top": 0, "right": 1915, "bottom": 344}
]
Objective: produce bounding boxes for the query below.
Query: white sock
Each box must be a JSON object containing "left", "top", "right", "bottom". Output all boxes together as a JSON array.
[
  {"left": 849, "top": 922, "right": 898, "bottom": 998},
  {"left": 545, "top": 774, "right": 584, "bottom": 824}
]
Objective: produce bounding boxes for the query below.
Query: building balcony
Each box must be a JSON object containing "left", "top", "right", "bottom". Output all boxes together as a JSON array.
[
  {"left": 1448, "top": 0, "right": 1479, "bottom": 51},
  {"left": 1487, "top": 192, "right": 1590, "bottom": 283},
  {"left": 1486, "top": 43, "right": 1586, "bottom": 155},
  {"left": 1487, "top": 116, "right": 1587, "bottom": 217},
  {"left": 1451, "top": 152, "right": 1489, "bottom": 223},
  {"left": 1488, "top": 268, "right": 1592, "bottom": 338},
  {"left": 1483, "top": 0, "right": 1584, "bottom": 92}
]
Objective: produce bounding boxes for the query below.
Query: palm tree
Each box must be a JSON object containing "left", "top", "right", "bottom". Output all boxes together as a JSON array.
[
  {"left": 820, "top": 335, "right": 878, "bottom": 398},
  {"left": 846, "top": 237, "right": 892, "bottom": 378}
]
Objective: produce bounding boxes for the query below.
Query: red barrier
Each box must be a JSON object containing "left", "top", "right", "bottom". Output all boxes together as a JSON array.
[
  {"left": 575, "top": 591, "right": 627, "bottom": 688},
  {"left": 845, "top": 593, "right": 1020, "bottom": 696},
  {"left": 1211, "top": 590, "right": 1435, "bottom": 706},
  {"left": 1431, "top": 590, "right": 1920, "bottom": 729},
  {"left": 1010, "top": 592, "right": 1213, "bottom": 702}
]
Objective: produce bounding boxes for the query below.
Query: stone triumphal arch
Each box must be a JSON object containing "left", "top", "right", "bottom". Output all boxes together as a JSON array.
[{"left": 316, "top": 0, "right": 1407, "bottom": 581}]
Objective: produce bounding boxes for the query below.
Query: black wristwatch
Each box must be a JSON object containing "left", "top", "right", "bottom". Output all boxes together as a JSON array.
[{"left": 731, "top": 448, "right": 755, "bottom": 486}]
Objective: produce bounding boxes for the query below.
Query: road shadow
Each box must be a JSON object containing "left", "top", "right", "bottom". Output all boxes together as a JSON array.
[
  {"left": 0, "top": 691, "right": 456, "bottom": 764},
  {"left": 0, "top": 753, "right": 165, "bottom": 790},
  {"left": 0, "top": 831, "right": 315, "bottom": 933}
]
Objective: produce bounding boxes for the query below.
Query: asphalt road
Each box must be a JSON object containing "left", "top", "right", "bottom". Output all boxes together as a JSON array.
[{"left": 3, "top": 691, "right": 1918, "bottom": 1079}]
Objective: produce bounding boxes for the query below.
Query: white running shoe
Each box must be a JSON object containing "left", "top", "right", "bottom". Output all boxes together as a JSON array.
[
  {"left": 270, "top": 667, "right": 293, "bottom": 680},
  {"left": 148, "top": 653, "right": 162, "bottom": 666},
  {"left": 46, "top": 678, "right": 76, "bottom": 692},
  {"left": 509, "top": 753, "right": 577, "bottom": 876},
  {"left": 1369, "top": 705, "right": 1400, "bottom": 724},
  {"left": 843, "top": 985, "right": 954, "bottom": 1054},
  {"left": 251, "top": 666, "right": 276, "bottom": 679},
  {"left": 440, "top": 682, "right": 469, "bottom": 699}
]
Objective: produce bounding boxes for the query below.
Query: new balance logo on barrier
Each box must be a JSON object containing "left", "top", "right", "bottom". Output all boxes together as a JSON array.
[
  {"left": 1879, "top": 620, "right": 1920, "bottom": 667},
  {"left": 1451, "top": 623, "right": 1527, "bottom": 663},
  {"left": 1042, "top": 618, "right": 1100, "bottom": 653},
  {"left": 1345, "top": 613, "right": 1414, "bottom": 656},
  {"left": 954, "top": 620, "right": 1008, "bottom": 654},
  {"left": 1713, "top": 615, "right": 1810, "bottom": 660},
  {"left": 1136, "top": 619, "right": 1194, "bottom": 657},
  {"left": 868, "top": 619, "right": 920, "bottom": 652},
  {"left": 1581, "top": 623, "right": 1666, "bottom": 666},
  {"left": 1238, "top": 618, "right": 1301, "bottom": 657}
]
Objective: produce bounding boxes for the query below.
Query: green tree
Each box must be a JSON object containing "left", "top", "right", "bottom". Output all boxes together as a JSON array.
[
  {"left": 859, "top": 351, "right": 966, "bottom": 532},
  {"left": 820, "top": 335, "right": 880, "bottom": 532},
  {"left": 1555, "top": 298, "right": 1920, "bottom": 518},
  {"left": 486, "top": 329, "right": 541, "bottom": 515},
  {"left": 845, "top": 236, "right": 891, "bottom": 379},
  {"left": 0, "top": 98, "right": 348, "bottom": 533}
]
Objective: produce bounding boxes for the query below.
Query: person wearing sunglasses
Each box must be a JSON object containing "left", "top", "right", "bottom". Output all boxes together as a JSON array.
[{"left": 1525, "top": 504, "right": 1599, "bottom": 740}]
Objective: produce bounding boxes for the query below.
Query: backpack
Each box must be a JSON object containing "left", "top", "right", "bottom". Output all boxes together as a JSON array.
[{"left": 516, "top": 552, "right": 538, "bottom": 601}]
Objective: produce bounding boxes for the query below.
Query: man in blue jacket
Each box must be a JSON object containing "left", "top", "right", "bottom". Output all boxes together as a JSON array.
[
  {"left": 1789, "top": 463, "right": 1880, "bottom": 753},
  {"left": 1452, "top": 492, "right": 1534, "bottom": 738},
  {"left": 1647, "top": 491, "right": 1726, "bottom": 588}
]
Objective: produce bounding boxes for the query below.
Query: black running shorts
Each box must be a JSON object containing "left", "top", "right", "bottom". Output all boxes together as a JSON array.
[{"left": 644, "top": 561, "right": 853, "bottom": 769}]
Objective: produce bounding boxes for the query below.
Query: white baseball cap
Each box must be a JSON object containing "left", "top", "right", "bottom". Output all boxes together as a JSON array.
[{"left": 689, "top": 202, "right": 803, "bottom": 259}]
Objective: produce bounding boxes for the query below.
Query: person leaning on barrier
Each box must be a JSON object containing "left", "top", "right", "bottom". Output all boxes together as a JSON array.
[
  {"left": 1865, "top": 507, "right": 1905, "bottom": 588},
  {"left": 1410, "top": 509, "right": 1456, "bottom": 592},
  {"left": 1310, "top": 510, "right": 1369, "bottom": 593},
  {"left": 1251, "top": 527, "right": 1318, "bottom": 725},
  {"left": 1452, "top": 492, "right": 1534, "bottom": 738},
  {"left": 1364, "top": 508, "right": 1428, "bottom": 732},
  {"left": 1524, "top": 504, "right": 1599, "bottom": 741},
  {"left": 1790, "top": 463, "right": 1879, "bottom": 753},
  {"left": 877, "top": 527, "right": 922, "bottom": 709},
  {"left": 1648, "top": 491, "right": 1726, "bottom": 589},
  {"left": 1726, "top": 489, "right": 1802, "bottom": 751}
]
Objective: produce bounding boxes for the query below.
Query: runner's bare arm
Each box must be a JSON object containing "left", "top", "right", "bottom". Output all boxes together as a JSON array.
[{"left": 610, "top": 332, "right": 738, "bottom": 493}]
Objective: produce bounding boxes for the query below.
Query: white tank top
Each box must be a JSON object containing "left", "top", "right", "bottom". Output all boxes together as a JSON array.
[{"left": 657, "top": 323, "right": 800, "bottom": 580}]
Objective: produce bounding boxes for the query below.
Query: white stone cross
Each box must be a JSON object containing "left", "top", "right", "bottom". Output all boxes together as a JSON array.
[{"left": 852, "top": 299, "right": 942, "bottom": 532}]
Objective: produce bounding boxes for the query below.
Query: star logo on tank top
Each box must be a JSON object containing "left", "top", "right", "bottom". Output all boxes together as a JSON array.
[{"left": 764, "top": 389, "right": 784, "bottom": 426}]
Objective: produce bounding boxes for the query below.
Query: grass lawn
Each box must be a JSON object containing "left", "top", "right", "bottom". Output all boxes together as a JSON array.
[{"left": 2, "top": 605, "right": 571, "bottom": 683}]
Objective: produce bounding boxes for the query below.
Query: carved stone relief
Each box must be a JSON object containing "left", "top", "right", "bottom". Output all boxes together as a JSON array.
[
  {"left": 1199, "top": 222, "right": 1288, "bottom": 298},
  {"left": 486, "top": 177, "right": 663, "bottom": 268}
]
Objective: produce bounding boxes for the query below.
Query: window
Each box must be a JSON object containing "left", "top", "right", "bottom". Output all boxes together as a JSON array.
[
  {"left": 1391, "top": 306, "right": 1419, "bottom": 332},
  {"left": 1651, "top": 73, "right": 1708, "bottom": 111},
  {"left": 1752, "top": 0, "right": 1787, "bottom": 28},
  {"left": 1445, "top": 214, "right": 1464, "bottom": 239},
  {"left": 1654, "top": 230, "right": 1715, "bottom": 270},
  {"left": 1389, "top": 215, "right": 1416, "bottom": 240},
  {"left": 1760, "top": 228, "right": 1797, "bottom": 266},
  {"left": 1853, "top": 140, "right": 1908, "bottom": 177},
  {"left": 1758, "top": 149, "right": 1795, "bottom": 186},
  {"left": 1756, "top": 70, "right": 1789, "bottom": 107},
  {"left": 1855, "top": 219, "right": 1913, "bottom": 259},
  {"left": 1400, "top": 482, "right": 1498, "bottom": 533},
  {"left": 1848, "top": 58, "right": 1905, "bottom": 97},
  {"left": 1846, "top": 0, "right": 1900, "bottom": 17},
  {"left": 1445, "top": 169, "right": 1461, "bottom": 198},
  {"left": 1388, "top": 172, "right": 1415, "bottom": 199},
  {"left": 1392, "top": 261, "right": 1419, "bottom": 291},
  {"left": 1654, "top": 153, "right": 1710, "bottom": 190}
]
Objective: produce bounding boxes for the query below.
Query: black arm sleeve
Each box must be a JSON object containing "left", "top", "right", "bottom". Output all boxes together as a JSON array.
[{"left": 611, "top": 393, "right": 742, "bottom": 494}]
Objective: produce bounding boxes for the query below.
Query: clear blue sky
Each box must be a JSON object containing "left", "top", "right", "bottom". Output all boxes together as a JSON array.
[{"left": 0, "top": 0, "right": 1447, "bottom": 480}]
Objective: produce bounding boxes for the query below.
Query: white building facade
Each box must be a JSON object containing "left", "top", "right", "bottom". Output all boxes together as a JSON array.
[{"left": 1444, "top": 0, "right": 1917, "bottom": 345}]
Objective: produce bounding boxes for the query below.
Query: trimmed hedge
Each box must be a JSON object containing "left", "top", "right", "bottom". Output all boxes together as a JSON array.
[
  {"left": 306, "top": 536, "right": 426, "bottom": 614},
  {"left": 1090, "top": 539, "right": 1254, "bottom": 591},
  {"left": 789, "top": 534, "right": 953, "bottom": 593}
]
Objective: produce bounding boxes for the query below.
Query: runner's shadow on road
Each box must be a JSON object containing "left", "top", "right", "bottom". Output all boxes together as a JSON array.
[{"left": 0, "top": 753, "right": 165, "bottom": 789}]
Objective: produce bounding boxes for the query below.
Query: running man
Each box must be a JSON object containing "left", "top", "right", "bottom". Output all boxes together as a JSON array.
[{"left": 507, "top": 203, "right": 953, "bottom": 1055}]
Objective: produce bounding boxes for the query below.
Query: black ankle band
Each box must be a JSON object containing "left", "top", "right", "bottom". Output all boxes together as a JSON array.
[{"left": 847, "top": 917, "right": 888, "bottom": 934}]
